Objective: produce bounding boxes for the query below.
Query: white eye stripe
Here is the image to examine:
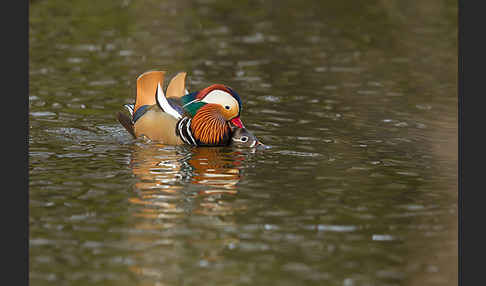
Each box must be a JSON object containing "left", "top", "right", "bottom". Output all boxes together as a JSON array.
[
  {"left": 202, "top": 90, "right": 239, "bottom": 111},
  {"left": 232, "top": 136, "right": 249, "bottom": 143}
]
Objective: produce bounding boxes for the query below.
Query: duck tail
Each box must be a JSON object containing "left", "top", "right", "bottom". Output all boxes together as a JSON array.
[{"left": 116, "top": 111, "right": 136, "bottom": 138}]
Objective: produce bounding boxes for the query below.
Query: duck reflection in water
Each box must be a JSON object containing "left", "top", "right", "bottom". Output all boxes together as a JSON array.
[
  {"left": 128, "top": 134, "right": 258, "bottom": 217},
  {"left": 126, "top": 132, "right": 260, "bottom": 281}
]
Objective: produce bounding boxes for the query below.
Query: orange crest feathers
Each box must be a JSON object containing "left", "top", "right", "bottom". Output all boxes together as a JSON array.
[{"left": 134, "top": 71, "right": 166, "bottom": 114}]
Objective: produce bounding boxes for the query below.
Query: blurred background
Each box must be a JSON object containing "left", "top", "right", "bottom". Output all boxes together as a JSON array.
[{"left": 29, "top": 0, "right": 457, "bottom": 285}]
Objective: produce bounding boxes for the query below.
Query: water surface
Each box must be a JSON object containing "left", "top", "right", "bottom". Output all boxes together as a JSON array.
[{"left": 30, "top": 0, "right": 457, "bottom": 285}]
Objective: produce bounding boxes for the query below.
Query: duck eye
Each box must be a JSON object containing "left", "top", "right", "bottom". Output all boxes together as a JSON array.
[
  {"left": 225, "top": 105, "right": 231, "bottom": 110},
  {"left": 241, "top": 136, "right": 248, "bottom": 142}
]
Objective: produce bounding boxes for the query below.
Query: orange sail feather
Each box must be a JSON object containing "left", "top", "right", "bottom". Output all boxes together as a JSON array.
[{"left": 134, "top": 71, "right": 166, "bottom": 114}]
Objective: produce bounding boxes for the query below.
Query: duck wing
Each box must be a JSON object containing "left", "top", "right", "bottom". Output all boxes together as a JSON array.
[
  {"left": 134, "top": 71, "right": 165, "bottom": 114},
  {"left": 166, "top": 72, "right": 189, "bottom": 99},
  {"left": 155, "top": 82, "right": 183, "bottom": 120}
]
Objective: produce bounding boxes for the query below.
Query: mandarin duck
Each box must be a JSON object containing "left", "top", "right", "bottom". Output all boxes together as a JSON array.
[{"left": 117, "top": 71, "right": 261, "bottom": 147}]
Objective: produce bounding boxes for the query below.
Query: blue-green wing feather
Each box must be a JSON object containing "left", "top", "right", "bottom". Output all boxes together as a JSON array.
[
  {"left": 181, "top": 91, "right": 206, "bottom": 117},
  {"left": 181, "top": 92, "right": 198, "bottom": 106},
  {"left": 184, "top": 101, "right": 206, "bottom": 117}
]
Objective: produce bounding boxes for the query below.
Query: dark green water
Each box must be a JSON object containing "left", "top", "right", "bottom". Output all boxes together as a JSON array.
[{"left": 29, "top": 0, "right": 457, "bottom": 285}]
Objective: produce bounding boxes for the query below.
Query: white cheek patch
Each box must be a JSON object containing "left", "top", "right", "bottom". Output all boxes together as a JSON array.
[{"left": 201, "top": 90, "right": 239, "bottom": 111}]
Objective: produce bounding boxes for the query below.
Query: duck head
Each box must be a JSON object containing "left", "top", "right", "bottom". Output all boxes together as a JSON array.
[
  {"left": 181, "top": 84, "right": 248, "bottom": 146},
  {"left": 231, "top": 127, "right": 263, "bottom": 148},
  {"left": 183, "top": 84, "right": 244, "bottom": 126}
]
